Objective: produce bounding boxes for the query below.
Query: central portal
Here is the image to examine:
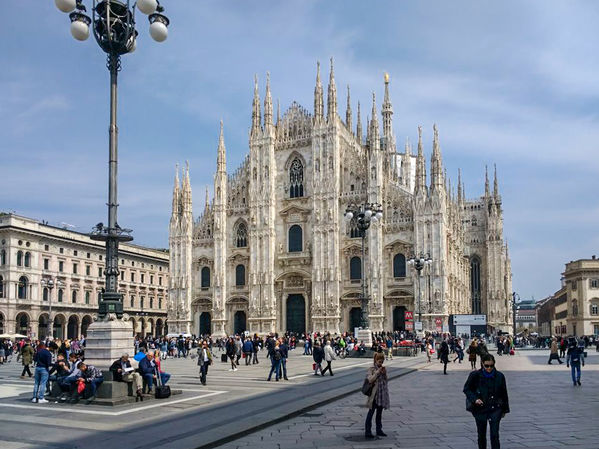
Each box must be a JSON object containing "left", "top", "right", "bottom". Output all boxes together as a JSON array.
[{"left": 286, "top": 294, "right": 305, "bottom": 334}]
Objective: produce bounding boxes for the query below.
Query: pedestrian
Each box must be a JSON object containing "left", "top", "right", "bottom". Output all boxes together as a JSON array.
[
  {"left": 20, "top": 341, "right": 34, "bottom": 378},
  {"left": 453, "top": 337, "right": 464, "bottom": 363},
  {"left": 547, "top": 337, "right": 563, "bottom": 365},
  {"left": 280, "top": 339, "right": 289, "bottom": 380},
  {"left": 425, "top": 340, "right": 432, "bottom": 363},
  {"left": 243, "top": 337, "right": 253, "bottom": 366},
  {"left": 234, "top": 336, "right": 243, "bottom": 366},
  {"left": 267, "top": 341, "right": 282, "bottom": 381},
  {"left": 463, "top": 354, "right": 510, "bottom": 449},
  {"left": 321, "top": 340, "right": 336, "bottom": 376},
  {"left": 226, "top": 337, "right": 237, "bottom": 371},
  {"left": 385, "top": 335, "right": 393, "bottom": 361},
  {"left": 439, "top": 339, "right": 449, "bottom": 375},
  {"left": 566, "top": 338, "right": 585, "bottom": 386},
  {"left": 252, "top": 335, "right": 260, "bottom": 364},
  {"left": 196, "top": 341, "right": 212, "bottom": 386},
  {"left": 313, "top": 341, "right": 324, "bottom": 376},
  {"left": 31, "top": 342, "right": 52, "bottom": 404},
  {"left": 468, "top": 339, "right": 478, "bottom": 370},
  {"left": 364, "top": 352, "right": 390, "bottom": 439}
]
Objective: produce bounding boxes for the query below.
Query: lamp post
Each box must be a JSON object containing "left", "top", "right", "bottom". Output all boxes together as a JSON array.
[
  {"left": 41, "top": 277, "right": 64, "bottom": 339},
  {"left": 55, "top": 0, "right": 170, "bottom": 319},
  {"left": 511, "top": 292, "right": 520, "bottom": 336},
  {"left": 344, "top": 203, "right": 383, "bottom": 329},
  {"left": 407, "top": 253, "right": 432, "bottom": 332}
]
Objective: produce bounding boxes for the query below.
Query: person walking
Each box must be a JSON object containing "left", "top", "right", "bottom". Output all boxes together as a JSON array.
[
  {"left": 425, "top": 340, "right": 433, "bottom": 363},
  {"left": 234, "top": 336, "right": 243, "bottom": 366},
  {"left": 385, "top": 335, "right": 393, "bottom": 361},
  {"left": 20, "top": 341, "right": 34, "bottom": 378},
  {"left": 547, "top": 337, "right": 563, "bottom": 364},
  {"left": 243, "top": 337, "right": 253, "bottom": 366},
  {"left": 267, "top": 341, "right": 282, "bottom": 381},
  {"left": 364, "top": 352, "right": 390, "bottom": 439},
  {"left": 252, "top": 335, "right": 260, "bottom": 364},
  {"left": 468, "top": 339, "right": 478, "bottom": 370},
  {"left": 321, "top": 340, "right": 336, "bottom": 376},
  {"left": 439, "top": 339, "right": 449, "bottom": 375},
  {"left": 463, "top": 354, "right": 510, "bottom": 449},
  {"left": 226, "top": 337, "right": 237, "bottom": 371},
  {"left": 566, "top": 338, "right": 585, "bottom": 386},
  {"left": 453, "top": 337, "right": 464, "bottom": 363},
  {"left": 197, "top": 342, "right": 212, "bottom": 386},
  {"left": 312, "top": 341, "right": 324, "bottom": 376},
  {"left": 279, "top": 339, "right": 289, "bottom": 380},
  {"left": 31, "top": 343, "right": 52, "bottom": 404}
]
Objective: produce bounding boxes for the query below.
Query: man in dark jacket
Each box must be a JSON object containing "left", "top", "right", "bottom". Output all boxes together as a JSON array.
[
  {"left": 32, "top": 343, "right": 52, "bottom": 403},
  {"left": 110, "top": 354, "right": 143, "bottom": 400},
  {"left": 77, "top": 363, "right": 103, "bottom": 404},
  {"left": 139, "top": 351, "right": 157, "bottom": 393},
  {"left": 252, "top": 336, "right": 260, "bottom": 364},
  {"left": 463, "top": 354, "right": 509, "bottom": 449},
  {"left": 225, "top": 338, "right": 237, "bottom": 371},
  {"left": 243, "top": 338, "right": 253, "bottom": 366},
  {"left": 439, "top": 340, "right": 450, "bottom": 375},
  {"left": 312, "top": 342, "right": 324, "bottom": 376},
  {"left": 279, "top": 339, "right": 289, "bottom": 380}
]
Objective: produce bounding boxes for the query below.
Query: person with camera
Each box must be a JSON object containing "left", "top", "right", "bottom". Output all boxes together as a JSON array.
[
  {"left": 364, "top": 352, "right": 390, "bottom": 439},
  {"left": 463, "top": 354, "right": 510, "bottom": 449},
  {"left": 197, "top": 341, "right": 212, "bottom": 386},
  {"left": 566, "top": 337, "right": 585, "bottom": 386}
]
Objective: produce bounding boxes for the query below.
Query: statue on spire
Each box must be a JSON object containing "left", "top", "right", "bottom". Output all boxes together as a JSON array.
[
  {"left": 327, "top": 57, "right": 337, "bottom": 121},
  {"left": 314, "top": 61, "right": 324, "bottom": 123},
  {"left": 345, "top": 85, "right": 352, "bottom": 132}
]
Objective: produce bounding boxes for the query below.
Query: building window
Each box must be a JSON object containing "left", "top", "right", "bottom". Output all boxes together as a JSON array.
[
  {"left": 73, "top": 263, "right": 78, "bottom": 274},
  {"left": 45, "top": 244, "right": 50, "bottom": 251},
  {"left": 87, "top": 252, "right": 90, "bottom": 259},
  {"left": 17, "top": 251, "right": 23, "bottom": 267},
  {"left": 590, "top": 279, "right": 599, "bottom": 289},
  {"left": 350, "top": 257, "right": 361, "bottom": 280},
  {"left": 17, "top": 276, "right": 28, "bottom": 299},
  {"left": 141, "top": 274, "right": 145, "bottom": 284},
  {"left": 393, "top": 253, "right": 406, "bottom": 278},
  {"left": 150, "top": 298, "right": 154, "bottom": 309},
  {"left": 44, "top": 258, "right": 49, "bottom": 270},
  {"left": 130, "top": 296, "right": 135, "bottom": 308},
  {"left": 289, "top": 158, "right": 304, "bottom": 198},
  {"left": 74, "top": 250, "right": 78, "bottom": 256},
  {"left": 131, "top": 273, "right": 135, "bottom": 282},
  {"left": 0, "top": 250, "right": 5, "bottom": 265},
  {"left": 99, "top": 255, "right": 103, "bottom": 261},
  {"left": 201, "top": 267, "right": 211, "bottom": 288},
  {"left": 348, "top": 218, "right": 360, "bottom": 238},
  {"left": 288, "top": 225, "right": 303, "bottom": 252},
  {"left": 470, "top": 256, "right": 482, "bottom": 315},
  {"left": 58, "top": 289, "right": 64, "bottom": 303},
  {"left": 140, "top": 297, "right": 145, "bottom": 309},
  {"left": 24, "top": 252, "right": 31, "bottom": 268},
  {"left": 594, "top": 324, "right": 599, "bottom": 336},
  {"left": 591, "top": 304, "right": 599, "bottom": 316},
  {"left": 159, "top": 276, "right": 162, "bottom": 286},
  {"left": 236, "top": 264, "right": 246, "bottom": 286},
  {"left": 59, "top": 261, "right": 64, "bottom": 272},
  {"left": 120, "top": 270, "right": 124, "bottom": 280},
  {"left": 98, "top": 267, "right": 103, "bottom": 277},
  {"left": 85, "top": 291, "right": 90, "bottom": 305},
  {"left": 72, "top": 290, "right": 77, "bottom": 303},
  {"left": 43, "top": 287, "right": 49, "bottom": 301},
  {"left": 150, "top": 275, "right": 154, "bottom": 285},
  {"left": 572, "top": 281, "right": 577, "bottom": 291},
  {"left": 159, "top": 298, "right": 162, "bottom": 309},
  {"left": 97, "top": 291, "right": 102, "bottom": 302},
  {"left": 0, "top": 275, "right": 4, "bottom": 298},
  {"left": 86, "top": 265, "right": 91, "bottom": 276},
  {"left": 59, "top": 248, "right": 64, "bottom": 254},
  {"left": 236, "top": 222, "right": 248, "bottom": 248},
  {"left": 572, "top": 300, "right": 578, "bottom": 316}
]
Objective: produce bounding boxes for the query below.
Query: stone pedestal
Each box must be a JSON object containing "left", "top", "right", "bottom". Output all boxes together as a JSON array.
[
  {"left": 356, "top": 328, "right": 373, "bottom": 347},
  {"left": 84, "top": 316, "right": 133, "bottom": 369}
]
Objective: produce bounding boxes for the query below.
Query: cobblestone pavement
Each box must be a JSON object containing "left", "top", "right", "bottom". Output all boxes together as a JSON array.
[{"left": 216, "top": 349, "right": 599, "bottom": 449}]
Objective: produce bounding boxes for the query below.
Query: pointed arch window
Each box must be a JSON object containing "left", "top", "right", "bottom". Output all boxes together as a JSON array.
[
  {"left": 18, "top": 276, "right": 28, "bottom": 299},
  {"left": 348, "top": 218, "right": 360, "bottom": 238},
  {"left": 350, "top": 257, "right": 361, "bottom": 280},
  {"left": 393, "top": 253, "right": 406, "bottom": 278},
  {"left": 236, "top": 222, "right": 248, "bottom": 248},
  {"left": 289, "top": 158, "right": 304, "bottom": 198},
  {"left": 235, "top": 264, "right": 246, "bottom": 286},
  {"left": 288, "top": 225, "right": 303, "bottom": 252},
  {"left": 201, "top": 267, "right": 211, "bottom": 288}
]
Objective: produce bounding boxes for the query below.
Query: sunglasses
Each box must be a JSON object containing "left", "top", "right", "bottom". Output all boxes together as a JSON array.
[{"left": 483, "top": 364, "right": 495, "bottom": 368}]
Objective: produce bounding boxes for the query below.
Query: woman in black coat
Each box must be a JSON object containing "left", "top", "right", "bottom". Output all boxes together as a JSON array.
[
  {"left": 463, "top": 354, "right": 509, "bottom": 449},
  {"left": 439, "top": 340, "right": 450, "bottom": 375}
]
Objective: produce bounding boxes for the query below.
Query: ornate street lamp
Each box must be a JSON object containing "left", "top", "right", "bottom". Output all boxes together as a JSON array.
[
  {"left": 344, "top": 203, "right": 383, "bottom": 329},
  {"left": 55, "top": 0, "right": 170, "bottom": 319},
  {"left": 408, "top": 253, "right": 432, "bottom": 331},
  {"left": 511, "top": 292, "right": 520, "bottom": 336}
]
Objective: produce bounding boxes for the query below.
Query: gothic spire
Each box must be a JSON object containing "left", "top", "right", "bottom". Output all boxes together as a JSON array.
[
  {"left": 251, "top": 75, "right": 261, "bottom": 136},
  {"left": 356, "top": 101, "right": 363, "bottom": 144},
  {"left": 327, "top": 57, "right": 337, "bottom": 122},
  {"left": 370, "top": 92, "right": 379, "bottom": 145},
  {"left": 458, "top": 168, "right": 463, "bottom": 205},
  {"left": 182, "top": 160, "right": 192, "bottom": 213},
  {"left": 277, "top": 98, "right": 281, "bottom": 126},
  {"left": 345, "top": 85, "right": 352, "bottom": 132},
  {"left": 382, "top": 72, "right": 393, "bottom": 142},
  {"left": 415, "top": 125, "right": 426, "bottom": 194},
  {"left": 204, "top": 185, "right": 210, "bottom": 212},
  {"left": 171, "top": 163, "right": 180, "bottom": 215},
  {"left": 264, "top": 72, "right": 273, "bottom": 131},
  {"left": 430, "top": 124, "right": 444, "bottom": 190},
  {"left": 314, "top": 61, "right": 324, "bottom": 123},
  {"left": 217, "top": 120, "right": 226, "bottom": 173},
  {"left": 484, "top": 165, "right": 490, "bottom": 197},
  {"left": 493, "top": 163, "right": 499, "bottom": 198}
]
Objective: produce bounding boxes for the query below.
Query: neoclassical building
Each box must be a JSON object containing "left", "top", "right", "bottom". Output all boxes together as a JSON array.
[
  {"left": 0, "top": 213, "right": 169, "bottom": 339},
  {"left": 168, "top": 62, "right": 512, "bottom": 337}
]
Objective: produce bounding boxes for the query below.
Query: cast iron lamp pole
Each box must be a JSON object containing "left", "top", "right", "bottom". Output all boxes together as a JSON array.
[
  {"left": 344, "top": 203, "right": 383, "bottom": 329},
  {"left": 511, "top": 292, "right": 520, "bottom": 336},
  {"left": 55, "top": 0, "right": 170, "bottom": 319},
  {"left": 407, "top": 253, "right": 432, "bottom": 331}
]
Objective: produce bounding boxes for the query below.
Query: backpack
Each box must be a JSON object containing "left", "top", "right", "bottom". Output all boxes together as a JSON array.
[{"left": 274, "top": 350, "right": 282, "bottom": 361}]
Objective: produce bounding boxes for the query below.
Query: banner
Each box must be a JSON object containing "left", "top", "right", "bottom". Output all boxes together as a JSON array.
[{"left": 452, "top": 314, "right": 487, "bottom": 326}]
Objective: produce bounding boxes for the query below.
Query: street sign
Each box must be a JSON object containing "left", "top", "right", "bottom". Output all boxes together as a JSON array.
[
  {"left": 404, "top": 311, "right": 414, "bottom": 321},
  {"left": 405, "top": 321, "right": 414, "bottom": 330},
  {"left": 435, "top": 317, "right": 442, "bottom": 325},
  {"left": 415, "top": 321, "right": 423, "bottom": 331}
]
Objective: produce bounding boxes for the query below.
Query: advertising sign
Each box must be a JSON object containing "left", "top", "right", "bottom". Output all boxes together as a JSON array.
[
  {"left": 405, "top": 321, "right": 414, "bottom": 330},
  {"left": 415, "top": 321, "right": 423, "bottom": 331},
  {"left": 404, "top": 311, "right": 414, "bottom": 321},
  {"left": 452, "top": 314, "right": 487, "bottom": 326}
]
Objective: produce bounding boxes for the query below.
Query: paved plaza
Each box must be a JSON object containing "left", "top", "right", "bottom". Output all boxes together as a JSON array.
[
  {"left": 216, "top": 349, "right": 599, "bottom": 449},
  {"left": 0, "top": 348, "right": 596, "bottom": 449}
]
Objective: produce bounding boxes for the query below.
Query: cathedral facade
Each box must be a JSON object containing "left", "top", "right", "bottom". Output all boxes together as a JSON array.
[{"left": 168, "top": 61, "right": 512, "bottom": 337}]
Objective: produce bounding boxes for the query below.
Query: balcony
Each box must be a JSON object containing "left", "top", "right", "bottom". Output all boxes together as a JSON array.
[{"left": 277, "top": 250, "right": 312, "bottom": 267}]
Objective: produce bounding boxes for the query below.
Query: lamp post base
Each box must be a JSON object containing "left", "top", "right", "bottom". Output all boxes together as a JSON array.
[
  {"left": 84, "top": 315, "right": 133, "bottom": 369},
  {"left": 356, "top": 328, "right": 373, "bottom": 348}
]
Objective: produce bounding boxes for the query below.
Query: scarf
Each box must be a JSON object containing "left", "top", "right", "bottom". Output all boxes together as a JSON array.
[{"left": 482, "top": 368, "right": 496, "bottom": 378}]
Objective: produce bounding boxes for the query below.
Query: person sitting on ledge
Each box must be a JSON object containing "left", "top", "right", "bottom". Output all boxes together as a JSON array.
[
  {"left": 70, "top": 363, "right": 103, "bottom": 404},
  {"left": 139, "top": 350, "right": 157, "bottom": 393},
  {"left": 110, "top": 353, "right": 144, "bottom": 402}
]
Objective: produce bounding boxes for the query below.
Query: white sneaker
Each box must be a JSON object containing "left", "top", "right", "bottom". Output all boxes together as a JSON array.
[
  {"left": 234, "top": 368, "right": 238, "bottom": 371},
  {"left": 38, "top": 398, "right": 49, "bottom": 404},
  {"left": 229, "top": 368, "right": 234, "bottom": 371},
  {"left": 31, "top": 398, "right": 38, "bottom": 403}
]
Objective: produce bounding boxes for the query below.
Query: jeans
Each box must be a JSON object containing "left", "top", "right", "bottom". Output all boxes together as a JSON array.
[
  {"left": 474, "top": 409, "right": 502, "bottom": 449},
  {"left": 159, "top": 372, "right": 170, "bottom": 385},
  {"left": 365, "top": 405, "right": 383, "bottom": 435},
  {"left": 143, "top": 373, "right": 155, "bottom": 391},
  {"left": 33, "top": 367, "right": 49, "bottom": 400},
  {"left": 87, "top": 377, "right": 103, "bottom": 396},
  {"left": 268, "top": 359, "right": 281, "bottom": 380},
  {"left": 570, "top": 362, "right": 581, "bottom": 384},
  {"left": 252, "top": 351, "right": 259, "bottom": 364},
  {"left": 280, "top": 358, "right": 287, "bottom": 378},
  {"left": 200, "top": 363, "right": 209, "bottom": 384},
  {"left": 244, "top": 352, "right": 252, "bottom": 365}
]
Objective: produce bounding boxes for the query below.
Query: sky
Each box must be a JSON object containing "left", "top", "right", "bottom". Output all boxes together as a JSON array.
[{"left": 1, "top": 1, "right": 598, "bottom": 302}]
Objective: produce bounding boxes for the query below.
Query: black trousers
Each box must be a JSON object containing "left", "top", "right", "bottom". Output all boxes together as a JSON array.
[
  {"left": 252, "top": 351, "right": 259, "bottom": 364},
  {"left": 21, "top": 364, "right": 32, "bottom": 377},
  {"left": 199, "top": 363, "right": 209, "bottom": 384},
  {"left": 244, "top": 352, "right": 252, "bottom": 365},
  {"left": 321, "top": 361, "right": 333, "bottom": 376},
  {"left": 365, "top": 405, "right": 383, "bottom": 435},
  {"left": 474, "top": 410, "right": 502, "bottom": 449}
]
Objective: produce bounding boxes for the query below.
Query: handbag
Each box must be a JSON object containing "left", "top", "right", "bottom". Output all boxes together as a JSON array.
[
  {"left": 361, "top": 377, "right": 374, "bottom": 396},
  {"left": 312, "top": 363, "right": 316, "bottom": 370},
  {"left": 154, "top": 368, "right": 171, "bottom": 399}
]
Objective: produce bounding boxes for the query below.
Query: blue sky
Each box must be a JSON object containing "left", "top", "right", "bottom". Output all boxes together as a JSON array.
[{"left": 2, "top": 1, "right": 598, "bottom": 301}]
